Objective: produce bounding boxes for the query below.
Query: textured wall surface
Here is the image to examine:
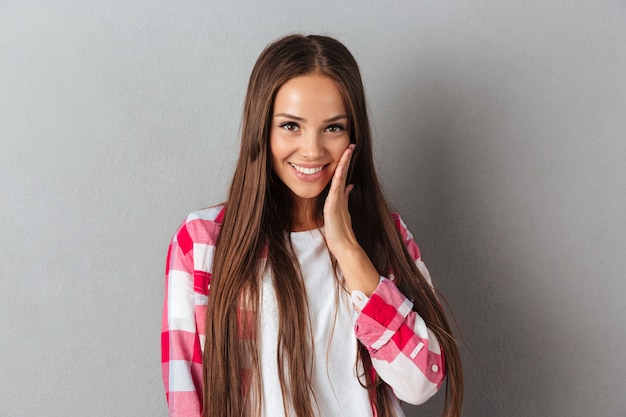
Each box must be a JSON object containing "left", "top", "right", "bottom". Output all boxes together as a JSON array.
[{"left": 1, "top": 1, "right": 625, "bottom": 416}]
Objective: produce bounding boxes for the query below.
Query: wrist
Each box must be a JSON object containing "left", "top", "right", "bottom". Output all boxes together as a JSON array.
[{"left": 334, "top": 245, "right": 380, "bottom": 297}]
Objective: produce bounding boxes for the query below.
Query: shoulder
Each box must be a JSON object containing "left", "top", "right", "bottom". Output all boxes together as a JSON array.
[
  {"left": 172, "top": 204, "right": 225, "bottom": 256},
  {"left": 390, "top": 212, "right": 421, "bottom": 261}
]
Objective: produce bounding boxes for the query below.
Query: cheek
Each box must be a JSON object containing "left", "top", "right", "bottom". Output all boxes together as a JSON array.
[
  {"left": 331, "top": 138, "right": 351, "bottom": 160},
  {"left": 269, "top": 134, "right": 285, "bottom": 164}
]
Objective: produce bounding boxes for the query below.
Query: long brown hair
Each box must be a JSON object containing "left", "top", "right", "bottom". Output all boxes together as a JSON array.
[{"left": 203, "top": 34, "right": 463, "bottom": 417}]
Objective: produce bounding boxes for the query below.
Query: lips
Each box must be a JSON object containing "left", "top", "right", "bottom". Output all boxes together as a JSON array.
[{"left": 289, "top": 163, "right": 325, "bottom": 175}]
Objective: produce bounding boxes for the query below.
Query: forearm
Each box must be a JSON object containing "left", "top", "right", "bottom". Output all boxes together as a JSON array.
[{"left": 333, "top": 244, "right": 380, "bottom": 297}]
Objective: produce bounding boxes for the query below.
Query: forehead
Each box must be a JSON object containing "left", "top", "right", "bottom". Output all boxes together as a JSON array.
[{"left": 273, "top": 74, "right": 347, "bottom": 116}]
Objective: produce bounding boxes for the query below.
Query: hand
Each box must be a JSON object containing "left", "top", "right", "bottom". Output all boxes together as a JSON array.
[
  {"left": 323, "top": 144, "right": 380, "bottom": 296},
  {"left": 323, "top": 144, "right": 358, "bottom": 258}
]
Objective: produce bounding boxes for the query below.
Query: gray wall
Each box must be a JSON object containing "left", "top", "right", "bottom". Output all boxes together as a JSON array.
[{"left": 1, "top": 1, "right": 624, "bottom": 416}]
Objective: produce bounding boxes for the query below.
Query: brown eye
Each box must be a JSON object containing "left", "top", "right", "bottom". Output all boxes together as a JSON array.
[
  {"left": 280, "top": 122, "right": 299, "bottom": 132},
  {"left": 325, "top": 124, "right": 345, "bottom": 133}
]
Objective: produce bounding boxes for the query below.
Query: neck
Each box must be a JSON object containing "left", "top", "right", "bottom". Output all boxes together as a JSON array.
[{"left": 292, "top": 197, "right": 320, "bottom": 231}]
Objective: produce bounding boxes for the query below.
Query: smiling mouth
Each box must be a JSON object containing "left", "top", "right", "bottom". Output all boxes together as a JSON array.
[{"left": 289, "top": 163, "right": 325, "bottom": 175}]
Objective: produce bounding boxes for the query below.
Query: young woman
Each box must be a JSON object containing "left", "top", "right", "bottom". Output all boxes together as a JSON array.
[{"left": 162, "top": 34, "right": 463, "bottom": 417}]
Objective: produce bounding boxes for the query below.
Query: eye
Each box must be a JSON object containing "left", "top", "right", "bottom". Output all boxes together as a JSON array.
[
  {"left": 279, "top": 121, "right": 300, "bottom": 132},
  {"left": 325, "top": 124, "right": 345, "bottom": 133}
]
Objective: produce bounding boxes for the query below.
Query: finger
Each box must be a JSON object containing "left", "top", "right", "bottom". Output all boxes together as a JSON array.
[
  {"left": 330, "top": 145, "right": 355, "bottom": 191},
  {"left": 338, "top": 144, "right": 355, "bottom": 175}
]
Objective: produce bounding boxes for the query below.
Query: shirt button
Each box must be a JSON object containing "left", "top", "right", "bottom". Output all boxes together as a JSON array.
[{"left": 431, "top": 364, "right": 439, "bottom": 372}]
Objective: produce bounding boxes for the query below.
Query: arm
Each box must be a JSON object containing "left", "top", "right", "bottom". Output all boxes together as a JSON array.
[
  {"left": 162, "top": 212, "right": 217, "bottom": 417},
  {"left": 323, "top": 147, "right": 445, "bottom": 404},
  {"left": 352, "top": 215, "right": 445, "bottom": 405}
]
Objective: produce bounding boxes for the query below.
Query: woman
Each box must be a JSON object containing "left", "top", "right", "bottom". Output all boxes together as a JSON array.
[{"left": 162, "top": 34, "right": 463, "bottom": 417}]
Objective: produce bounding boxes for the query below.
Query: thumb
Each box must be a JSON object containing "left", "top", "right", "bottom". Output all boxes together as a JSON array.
[{"left": 345, "top": 184, "right": 355, "bottom": 197}]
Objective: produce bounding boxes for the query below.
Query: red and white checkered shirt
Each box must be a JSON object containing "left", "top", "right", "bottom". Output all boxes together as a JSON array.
[{"left": 161, "top": 205, "right": 445, "bottom": 416}]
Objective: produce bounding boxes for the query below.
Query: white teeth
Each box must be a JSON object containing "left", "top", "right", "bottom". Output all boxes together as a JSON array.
[{"left": 290, "top": 163, "right": 324, "bottom": 175}]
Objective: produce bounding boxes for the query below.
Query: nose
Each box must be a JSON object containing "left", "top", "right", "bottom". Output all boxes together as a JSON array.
[{"left": 300, "top": 131, "right": 324, "bottom": 160}]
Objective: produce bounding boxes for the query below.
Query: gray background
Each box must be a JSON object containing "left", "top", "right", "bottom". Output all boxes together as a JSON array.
[{"left": 1, "top": 1, "right": 625, "bottom": 416}]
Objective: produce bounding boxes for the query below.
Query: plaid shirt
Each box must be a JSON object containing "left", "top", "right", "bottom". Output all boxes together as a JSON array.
[{"left": 161, "top": 205, "right": 445, "bottom": 416}]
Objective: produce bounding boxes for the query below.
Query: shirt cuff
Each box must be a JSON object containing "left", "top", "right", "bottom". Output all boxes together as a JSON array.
[
  {"left": 352, "top": 276, "right": 414, "bottom": 351},
  {"left": 350, "top": 276, "right": 385, "bottom": 313}
]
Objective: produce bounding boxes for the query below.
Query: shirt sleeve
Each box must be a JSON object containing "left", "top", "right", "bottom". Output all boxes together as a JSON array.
[
  {"left": 352, "top": 214, "right": 445, "bottom": 405},
  {"left": 161, "top": 221, "right": 206, "bottom": 417}
]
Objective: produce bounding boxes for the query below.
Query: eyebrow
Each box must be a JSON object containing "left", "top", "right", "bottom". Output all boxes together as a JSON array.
[{"left": 273, "top": 113, "right": 348, "bottom": 123}]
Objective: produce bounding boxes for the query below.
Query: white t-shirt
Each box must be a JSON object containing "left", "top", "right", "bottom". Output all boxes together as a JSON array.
[{"left": 258, "top": 228, "right": 373, "bottom": 417}]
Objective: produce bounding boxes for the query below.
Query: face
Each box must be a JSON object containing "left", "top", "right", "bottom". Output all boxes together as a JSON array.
[{"left": 270, "top": 73, "right": 351, "bottom": 210}]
